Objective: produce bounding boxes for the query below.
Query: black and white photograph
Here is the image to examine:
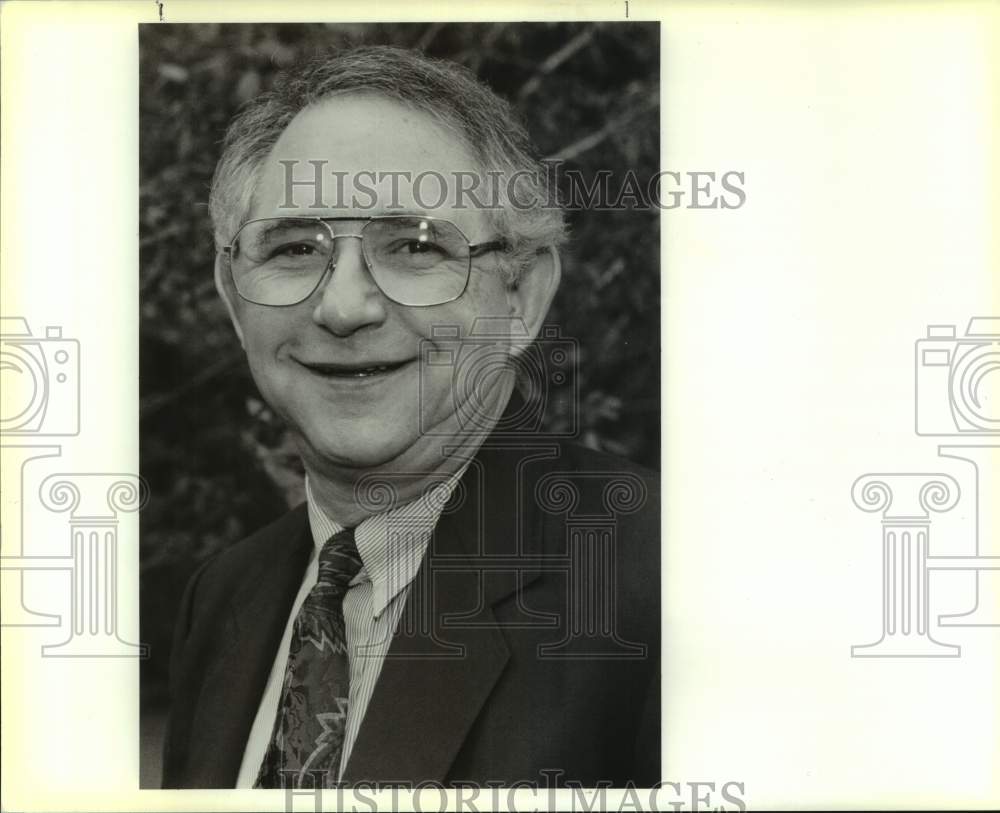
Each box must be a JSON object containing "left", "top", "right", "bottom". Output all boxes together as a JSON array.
[{"left": 137, "top": 22, "right": 661, "bottom": 791}]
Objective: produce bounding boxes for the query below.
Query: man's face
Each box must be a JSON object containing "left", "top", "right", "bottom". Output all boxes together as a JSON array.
[{"left": 217, "top": 94, "right": 557, "bottom": 476}]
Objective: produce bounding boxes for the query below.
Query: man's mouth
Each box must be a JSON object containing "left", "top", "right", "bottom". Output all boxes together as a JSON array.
[{"left": 297, "top": 359, "right": 413, "bottom": 379}]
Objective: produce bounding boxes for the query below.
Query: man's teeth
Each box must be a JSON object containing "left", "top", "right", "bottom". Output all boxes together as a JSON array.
[{"left": 315, "top": 363, "right": 400, "bottom": 377}]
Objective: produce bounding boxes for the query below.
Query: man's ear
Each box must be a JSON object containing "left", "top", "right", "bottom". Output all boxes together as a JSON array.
[
  {"left": 507, "top": 246, "right": 561, "bottom": 356},
  {"left": 214, "top": 254, "right": 246, "bottom": 348}
]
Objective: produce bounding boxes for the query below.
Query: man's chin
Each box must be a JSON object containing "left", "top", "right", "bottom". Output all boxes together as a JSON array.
[{"left": 293, "top": 426, "right": 418, "bottom": 474}]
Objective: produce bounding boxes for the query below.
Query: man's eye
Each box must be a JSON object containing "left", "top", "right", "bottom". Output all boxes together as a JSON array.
[
  {"left": 405, "top": 240, "right": 441, "bottom": 254},
  {"left": 389, "top": 239, "right": 447, "bottom": 257},
  {"left": 270, "top": 242, "right": 317, "bottom": 259}
]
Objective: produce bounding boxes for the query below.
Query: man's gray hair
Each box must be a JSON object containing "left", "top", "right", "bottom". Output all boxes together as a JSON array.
[{"left": 209, "top": 45, "right": 567, "bottom": 282}]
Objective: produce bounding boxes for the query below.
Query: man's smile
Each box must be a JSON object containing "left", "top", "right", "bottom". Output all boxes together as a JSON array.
[{"left": 293, "top": 357, "right": 415, "bottom": 380}]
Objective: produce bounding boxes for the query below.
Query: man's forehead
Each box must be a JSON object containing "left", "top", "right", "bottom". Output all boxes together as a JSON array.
[
  {"left": 274, "top": 94, "right": 474, "bottom": 159},
  {"left": 250, "top": 94, "right": 491, "bottom": 229}
]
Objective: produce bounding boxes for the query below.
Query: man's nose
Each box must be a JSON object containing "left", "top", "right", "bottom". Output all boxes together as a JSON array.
[{"left": 312, "top": 236, "right": 387, "bottom": 335}]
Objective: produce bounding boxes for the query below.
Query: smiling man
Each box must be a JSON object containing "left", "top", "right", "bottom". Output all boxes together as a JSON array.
[{"left": 162, "top": 45, "right": 660, "bottom": 791}]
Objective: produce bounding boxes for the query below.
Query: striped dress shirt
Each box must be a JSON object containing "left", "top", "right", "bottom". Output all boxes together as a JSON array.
[{"left": 235, "top": 470, "right": 465, "bottom": 787}]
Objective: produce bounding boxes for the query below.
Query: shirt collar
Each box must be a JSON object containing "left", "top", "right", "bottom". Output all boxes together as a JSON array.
[{"left": 305, "top": 467, "right": 468, "bottom": 618}]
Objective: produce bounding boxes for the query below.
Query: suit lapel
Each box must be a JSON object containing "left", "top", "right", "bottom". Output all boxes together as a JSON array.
[
  {"left": 340, "top": 468, "right": 507, "bottom": 784},
  {"left": 182, "top": 507, "right": 312, "bottom": 788},
  {"left": 342, "top": 439, "right": 554, "bottom": 784}
]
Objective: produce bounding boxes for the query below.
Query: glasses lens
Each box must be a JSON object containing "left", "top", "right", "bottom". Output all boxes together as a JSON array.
[
  {"left": 364, "top": 217, "right": 470, "bottom": 306},
  {"left": 229, "top": 219, "right": 333, "bottom": 305}
]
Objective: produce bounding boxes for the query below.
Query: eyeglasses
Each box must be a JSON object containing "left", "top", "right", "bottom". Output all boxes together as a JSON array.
[{"left": 220, "top": 215, "right": 509, "bottom": 307}]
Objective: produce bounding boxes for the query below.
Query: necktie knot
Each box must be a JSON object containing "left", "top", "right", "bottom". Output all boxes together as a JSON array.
[{"left": 317, "top": 527, "right": 363, "bottom": 593}]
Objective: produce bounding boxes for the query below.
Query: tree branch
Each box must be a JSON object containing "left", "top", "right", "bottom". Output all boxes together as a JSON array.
[
  {"left": 545, "top": 95, "right": 659, "bottom": 163},
  {"left": 517, "top": 25, "right": 599, "bottom": 101}
]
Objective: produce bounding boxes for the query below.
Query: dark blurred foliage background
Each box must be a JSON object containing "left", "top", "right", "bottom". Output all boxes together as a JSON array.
[{"left": 139, "top": 21, "right": 659, "bottom": 773}]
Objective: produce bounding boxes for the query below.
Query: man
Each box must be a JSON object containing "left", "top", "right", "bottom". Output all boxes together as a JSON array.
[{"left": 162, "top": 45, "right": 659, "bottom": 790}]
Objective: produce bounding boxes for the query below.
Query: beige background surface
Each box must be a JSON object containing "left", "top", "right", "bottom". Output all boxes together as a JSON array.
[{"left": 1, "top": 0, "right": 997, "bottom": 810}]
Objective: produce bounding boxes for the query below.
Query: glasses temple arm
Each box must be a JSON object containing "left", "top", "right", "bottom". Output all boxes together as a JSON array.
[{"left": 468, "top": 239, "right": 510, "bottom": 258}]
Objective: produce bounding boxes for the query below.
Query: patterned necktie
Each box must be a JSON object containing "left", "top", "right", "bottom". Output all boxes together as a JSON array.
[{"left": 255, "top": 528, "right": 363, "bottom": 788}]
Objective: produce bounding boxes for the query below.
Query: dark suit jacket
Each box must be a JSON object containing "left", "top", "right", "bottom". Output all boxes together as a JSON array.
[{"left": 162, "top": 432, "right": 660, "bottom": 788}]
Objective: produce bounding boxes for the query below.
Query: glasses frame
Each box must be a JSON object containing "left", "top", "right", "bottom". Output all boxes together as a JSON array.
[{"left": 219, "top": 214, "right": 510, "bottom": 308}]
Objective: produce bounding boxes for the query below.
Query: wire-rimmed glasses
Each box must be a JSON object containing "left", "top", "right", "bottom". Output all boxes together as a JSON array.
[{"left": 220, "top": 215, "right": 509, "bottom": 307}]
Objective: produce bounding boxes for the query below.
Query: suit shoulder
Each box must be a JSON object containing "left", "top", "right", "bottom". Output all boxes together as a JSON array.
[
  {"left": 538, "top": 442, "right": 661, "bottom": 636},
  {"left": 171, "top": 504, "right": 309, "bottom": 662},
  {"left": 197, "top": 503, "right": 309, "bottom": 587},
  {"left": 550, "top": 441, "right": 660, "bottom": 512},
  {"left": 555, "top": 440, "right": 659, "bottom": 481}
]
